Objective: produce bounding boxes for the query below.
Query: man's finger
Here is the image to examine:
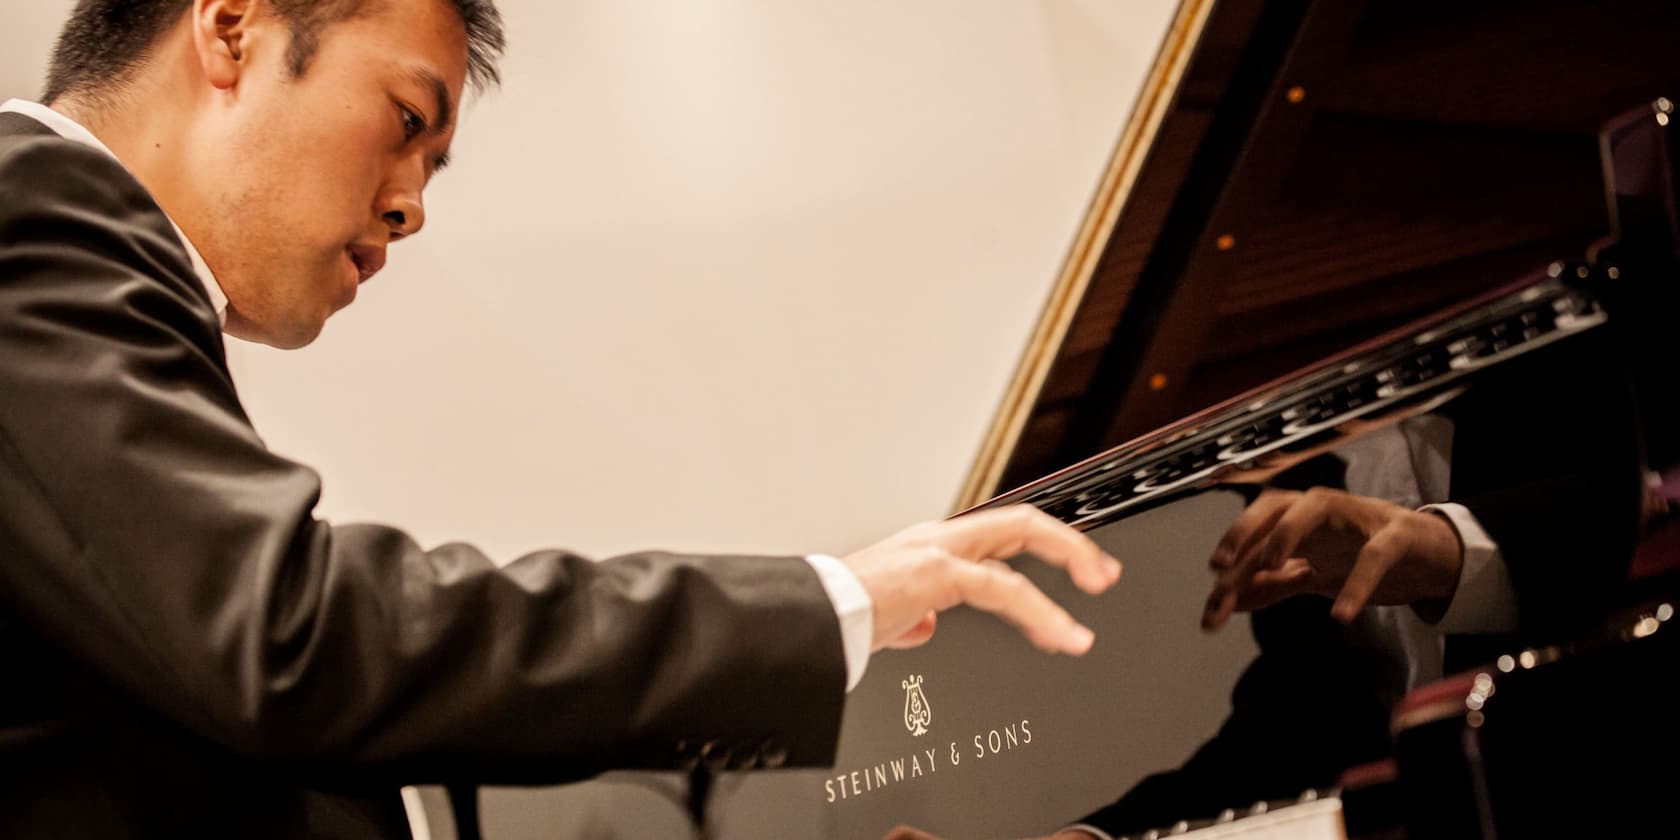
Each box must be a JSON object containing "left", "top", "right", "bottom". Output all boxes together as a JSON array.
[
  {"left": 945, "top": 557, "right": 1095, "bottom": 655},
  {"left": 882, "top": 826, "right": 941, "bottom": 840},
  {"left": 1219, "top": 492, "right": 1300, "bottom": 579},
  {"left": 886, "top": 610, "right": 938, "bottom": 649},
  {"left": 1201, "top": 588, "right": 1237, "bottom": 633},
  {"left": 1253, "top": 489, "right": 1335, "bottom": 575},
  {"left": 940, "top": 505, "right": 1120, "bottom": 595},
  {"left": 1232, "top": 558, "right": 1315, "bottom": 612},
  {"left": 1331, "top": 524, "right": 1405, "bottom": 622},
  {"left": 1222, "top": 489, "right": 1332, "bottom": 597},
  {"left": 1210, "top": 490, "right": 1297, "bottom": 571},
  {"left": 1203, "top": 495, "right": 1297, "bottom": 630}
]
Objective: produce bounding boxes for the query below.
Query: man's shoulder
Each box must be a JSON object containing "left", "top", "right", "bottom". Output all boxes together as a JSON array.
[
  {"left": 0, "top": 111, "right": 98, "bottom": 173},
  {"left": 0, "top": 113, "right": 222, "bottom": 356},
  {"left": 0, "top": 110, "right": 59, "bottom": 143},
  {"left": 0, "top": 113, "right": 153, "bottom": 214},
  {"left": 0, "top": 112, "right": 211, "bottom": 286}
]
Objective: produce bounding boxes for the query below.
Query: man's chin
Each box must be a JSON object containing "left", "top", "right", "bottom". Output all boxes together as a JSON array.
[{"left": 223, "top": 308, "right": 327, "bottom": 350}]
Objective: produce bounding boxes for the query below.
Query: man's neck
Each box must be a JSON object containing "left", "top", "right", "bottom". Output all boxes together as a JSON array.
[
  {"left": 53, "top": 11, "right": 213, "bottom": 228},
  {"left": 54, "top": 91, "right": 185, "bottom": 204}
]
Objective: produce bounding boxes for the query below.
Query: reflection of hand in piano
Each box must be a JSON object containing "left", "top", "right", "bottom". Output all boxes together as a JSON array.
[{"left": 1201, "top": 487, "right": 1463, "bottom": 629}]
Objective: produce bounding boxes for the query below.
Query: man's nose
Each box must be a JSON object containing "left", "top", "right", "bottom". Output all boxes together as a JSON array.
[{"left": 383, "top": 194, "right": 426, "bottom": 242}]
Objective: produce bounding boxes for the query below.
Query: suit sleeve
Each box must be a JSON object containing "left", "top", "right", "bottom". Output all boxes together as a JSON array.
[
  {"left": 0, "top": 136, "right": 847, "bottom": 784},
  {"left": 1445, "top": 336, "right": 1645, "bottom": 641}
]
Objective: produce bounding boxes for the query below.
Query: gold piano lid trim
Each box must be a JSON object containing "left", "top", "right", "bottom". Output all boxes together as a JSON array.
[{"left": 954, "top": 0, "right": 1217, "bottom": 512}]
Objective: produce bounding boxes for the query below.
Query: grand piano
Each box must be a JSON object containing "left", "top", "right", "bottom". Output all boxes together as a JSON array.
[{"left": 456, "top": 1, "right": 1680, "bottom": 836}]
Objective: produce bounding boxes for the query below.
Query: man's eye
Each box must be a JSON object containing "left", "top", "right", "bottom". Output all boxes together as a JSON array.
[{"left": 399, "top": 107, "right": 425, "bottom": 141}]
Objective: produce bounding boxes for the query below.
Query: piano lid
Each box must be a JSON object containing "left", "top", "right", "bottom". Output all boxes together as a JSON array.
[{"left": 957, "top": 0, "right": 1680, "bottom": 511}]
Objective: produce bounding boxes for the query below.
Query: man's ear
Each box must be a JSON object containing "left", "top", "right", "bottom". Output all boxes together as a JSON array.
[{"left": 191, "top": 0, "right": 258, "bottom": 91}]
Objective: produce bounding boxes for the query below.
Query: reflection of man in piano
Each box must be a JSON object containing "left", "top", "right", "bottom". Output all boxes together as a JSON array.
[
  {"left": 1053, "top": 339, "right": 1644, "bottom": 839},
  {"left": 879, "top": 308, "right": 1644, "bottom": 840}
]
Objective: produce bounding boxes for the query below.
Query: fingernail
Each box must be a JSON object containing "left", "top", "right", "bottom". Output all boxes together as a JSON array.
[
  {"left": 1104, "top": 556, "right": 1123, "bottom": 580},
  {"left": 1068, "top": 625, "right": 1095, "bottom": 653},
  {"left": 1201, "top": 592, "right": 1229, "bottom": 632}
]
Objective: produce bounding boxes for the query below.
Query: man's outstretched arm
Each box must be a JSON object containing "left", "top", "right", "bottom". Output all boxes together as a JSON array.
[{"left": 0, "top": 135, "right": 1119, "bottom": 785}]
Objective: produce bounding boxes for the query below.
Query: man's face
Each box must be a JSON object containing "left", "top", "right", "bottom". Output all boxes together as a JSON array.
[{"left": 188, "top": 0, "right": 468, "bottom": 348}]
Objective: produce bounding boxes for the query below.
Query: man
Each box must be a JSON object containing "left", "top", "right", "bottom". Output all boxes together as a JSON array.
[{"left": 0, "top": 1, "right": 1122, "bottom": 837}]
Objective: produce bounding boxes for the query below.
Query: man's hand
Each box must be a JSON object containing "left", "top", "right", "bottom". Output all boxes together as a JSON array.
[
  {"left": 1201, "top": 487, "right": 1463, "bottom": 631},
  {"left": 844, "top": 505, "right": 1122, "bottom": 654}
]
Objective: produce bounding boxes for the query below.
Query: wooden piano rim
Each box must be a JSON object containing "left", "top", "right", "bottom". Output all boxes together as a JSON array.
[{"left": 952, "top": 0, "right": 1217, "bottom": 513}]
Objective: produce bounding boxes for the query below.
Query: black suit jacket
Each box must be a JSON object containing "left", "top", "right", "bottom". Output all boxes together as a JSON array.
[
  {"left": 1074, "top": 317, "right": 1644, "bottom": 835},
  {"left": 0, "top": 112, "right": 848, "bottom": 838}
]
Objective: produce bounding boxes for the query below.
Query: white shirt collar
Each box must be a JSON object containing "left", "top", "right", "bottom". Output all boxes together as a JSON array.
[{"left": 1, "top": 98, "right": 228, "bottom": 325}]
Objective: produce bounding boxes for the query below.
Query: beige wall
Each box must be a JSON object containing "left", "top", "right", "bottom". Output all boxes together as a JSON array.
[
  {"left": 232, "top": 0, "right": 1176, "bottom": 562},
  {"left": 2, "top": 2, "right": 1265, "bottom": 837}
]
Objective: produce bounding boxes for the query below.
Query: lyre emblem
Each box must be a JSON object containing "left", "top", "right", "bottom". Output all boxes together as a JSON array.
[{"left": 901, "top": 675, "right": 932, "bottom": 736}]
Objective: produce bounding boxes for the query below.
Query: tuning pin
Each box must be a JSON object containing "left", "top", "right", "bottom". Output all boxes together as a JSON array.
[
  {"left": 1248, "top": 801, "right": 1269, "bottom": 816},
  {"left": 1217, "top": 809, "right": 1237, "bottom": 823}
]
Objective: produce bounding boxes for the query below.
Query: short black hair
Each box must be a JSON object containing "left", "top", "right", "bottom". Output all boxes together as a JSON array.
[{"left": 42, "top": 0, "right": 505, "bottom": 104}]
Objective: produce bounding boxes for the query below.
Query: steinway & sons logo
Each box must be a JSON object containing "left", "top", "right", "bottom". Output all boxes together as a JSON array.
[
  {"left": 824, "top": 674, "right": 1036, "bottom": 805},
  {"left": 902, "top": 675, "right": 931, "bottom": 736}
]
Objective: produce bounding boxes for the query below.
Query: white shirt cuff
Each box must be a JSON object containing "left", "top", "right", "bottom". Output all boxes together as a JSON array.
[
  {"left": 805, "top": 554, "right": 873, "bottom": 692},
  {"left": 1419, "top": 503, "right": 1518, "bottom": 634}
]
